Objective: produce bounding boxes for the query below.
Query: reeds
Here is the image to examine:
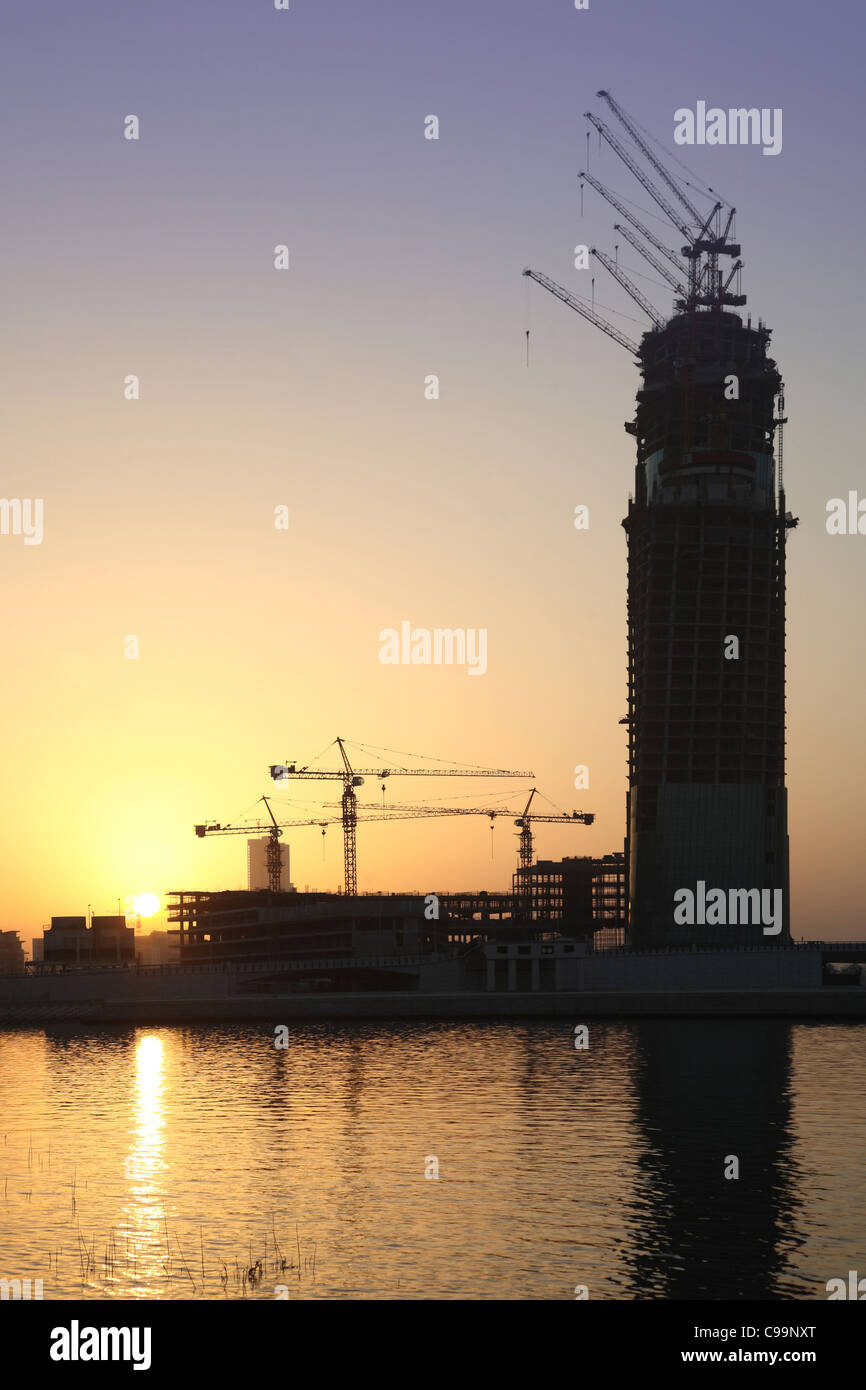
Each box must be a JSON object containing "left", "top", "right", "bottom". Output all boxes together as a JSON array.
[{"left": 5, "top": 1131, "right": 318, "bottom": 1298}]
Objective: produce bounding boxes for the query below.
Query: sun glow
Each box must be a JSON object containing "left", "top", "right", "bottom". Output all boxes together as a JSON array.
[{"left": 131, "top": 893, "right": 160, "bottom": 918}]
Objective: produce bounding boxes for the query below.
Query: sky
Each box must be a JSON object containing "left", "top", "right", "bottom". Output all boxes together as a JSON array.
[{"left": 1, "top": 0, "right": 864, "bottom": 946}]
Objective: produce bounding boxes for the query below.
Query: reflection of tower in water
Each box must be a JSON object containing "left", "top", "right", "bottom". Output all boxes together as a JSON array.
[{"left": 625, "top": 1020, "right": 802, "bottom": 1299}]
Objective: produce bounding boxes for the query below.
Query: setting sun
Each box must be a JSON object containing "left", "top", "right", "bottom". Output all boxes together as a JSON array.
[{"left": 132, "top": 893, "right": 160, "bottom": 918}]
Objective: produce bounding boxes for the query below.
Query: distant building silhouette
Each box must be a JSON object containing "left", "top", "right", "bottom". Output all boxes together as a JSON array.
[
  {"left": 521, "top": 854, "right": 627, "bottom": 935},
  {"left": 0, "top": 931, "right": 25, "bottom": 974},
  {"left": 136, "top": 929, "right": 181, "bottom": 967},
  {"left": 169, "top": 889, "right": 434, "bottom": 977},
  {"left": 42, "top": 914, "right": 135, "bottom": 965}
]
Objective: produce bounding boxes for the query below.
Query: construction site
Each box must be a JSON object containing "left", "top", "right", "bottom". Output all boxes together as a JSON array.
[
  {"left": 172, "top": 733, "right": 624, "bottom": 982},
  {"left": 169, "top": 88, "right": 797, "bottom": 972},
  {"left": 8, "top": 91, "right": 860, "bottom": 1024}
]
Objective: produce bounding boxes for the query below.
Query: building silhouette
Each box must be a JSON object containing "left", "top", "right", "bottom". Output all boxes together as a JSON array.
[
  {"left": 0, "top": 931, "right": 25, "bottom": 974},
  {"left": 41, "top": 914, "right": 135, "bottom": 965},
  {"left": 520, "top": 854, "right": 627, "bottom": 940},
  {"left": 526, "top": 96, "right": 799, "bottom": 950},
  {"left": 136, "top": 929, "right": 181, "bottom": 967},
  {"left": 624, "top": 307, "right": 795, "bottom": 946}
]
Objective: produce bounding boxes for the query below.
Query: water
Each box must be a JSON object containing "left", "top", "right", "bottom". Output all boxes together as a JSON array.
[{"left": 0, "top": 1019, "right": 863, "bottom": 1300}]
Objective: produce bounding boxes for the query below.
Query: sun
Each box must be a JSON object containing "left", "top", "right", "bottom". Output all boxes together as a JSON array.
[{"left": 131, "top": 893, "right": 160, "bottom": 918}]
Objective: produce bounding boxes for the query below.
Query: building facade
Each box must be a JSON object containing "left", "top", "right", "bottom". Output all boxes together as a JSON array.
[
  {"left": 521, "top": 854, "right": 627, "bottom": 938},
  {"left": 169, "top": 889, "right": 441, "bottom": 970}
]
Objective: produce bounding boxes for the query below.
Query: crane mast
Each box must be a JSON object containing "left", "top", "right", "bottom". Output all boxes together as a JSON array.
[
  {"left": 262, "top": 796, "right": 284, "bottom": 892},
  {"left": 336, "top": 737, "right": 359, "bottom": 895},
  {"left": 268, "top": 737, "right": 534, "bottom": 894}
]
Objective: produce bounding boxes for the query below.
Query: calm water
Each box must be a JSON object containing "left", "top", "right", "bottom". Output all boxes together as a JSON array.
[{"left": 0, "top": 1019, "right": 863, "bottom": 1300}]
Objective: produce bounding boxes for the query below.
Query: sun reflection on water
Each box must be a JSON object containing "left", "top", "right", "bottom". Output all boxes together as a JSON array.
[{"left": 118, "top": 1033, "right": 169, "bottom": 1294}]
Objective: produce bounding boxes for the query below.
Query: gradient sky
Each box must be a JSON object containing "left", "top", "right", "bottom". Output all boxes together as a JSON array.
[{"left": 1, "top": 0, "right": 863, "bottom": 946}]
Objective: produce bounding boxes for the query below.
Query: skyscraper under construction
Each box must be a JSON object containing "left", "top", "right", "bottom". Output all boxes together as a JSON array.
[
  {"left": 623, "top": 280, "right": 793, "bottom": 947},
  {"left": 526, "top": 91, "right": 797, "bottom": 947}
]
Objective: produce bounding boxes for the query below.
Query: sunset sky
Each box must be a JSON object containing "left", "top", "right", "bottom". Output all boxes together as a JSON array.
[{"left": 2, "top": 0, "right": 863, "bottom": 946}]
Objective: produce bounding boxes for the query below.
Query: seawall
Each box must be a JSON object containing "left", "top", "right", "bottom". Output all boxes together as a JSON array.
[{"left": 2, "top": 989, "right": 866, "bottom": 1025}]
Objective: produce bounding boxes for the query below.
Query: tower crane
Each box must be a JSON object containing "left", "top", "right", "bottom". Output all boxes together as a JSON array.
[
  {"left": 586, "top": 107, "right": 733, "bottom": 309},
  {"left": 339, "top": 790, "right": 594, "bottom": 921},
  {"left": 613, "top": 224, "right": 687, "bottom": 299},
  {"left": 195, "top": 797, "right": 334, "bottom": 892},
  {"left": 583, "top": 102, "right": 735, "bottom": 308},
  {"left": 579, "top": 170, "right": 688, "bottom": 277},
  {"left": 522, "top": 268, "right": 640, "bottom": 354},
  {"left": 525, "top": 91, "right": 745, "bottom": 364},
  {"left": 512, "top": 789, "right": 595, "bottom": 920},
  {"left": 196, "top": 788, "right": 592, "bottom": 908},
  {"left": 268, "top": 737, "right": 533, "bottom": 895},
  {"left": 583, "top": 110, "right": 696, "bottom": 246},
  {"left": 596, "top": 89, "right": 705, "bottom": 226},
  {"left": 590, "top": 247, "right": 666, "bottom": 329}
]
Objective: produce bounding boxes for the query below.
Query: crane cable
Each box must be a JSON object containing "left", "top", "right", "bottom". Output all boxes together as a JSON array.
[{"left": 342, "top": 737, "right": 524, "bottom": 775}]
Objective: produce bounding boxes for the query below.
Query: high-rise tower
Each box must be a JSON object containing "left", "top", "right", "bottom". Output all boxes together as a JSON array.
[
  {"left": 525, "top": 90, "right": 797, "bottom": 947},
  {"left": 623, "top": 308, "right": 792, "bottom": 946}
]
